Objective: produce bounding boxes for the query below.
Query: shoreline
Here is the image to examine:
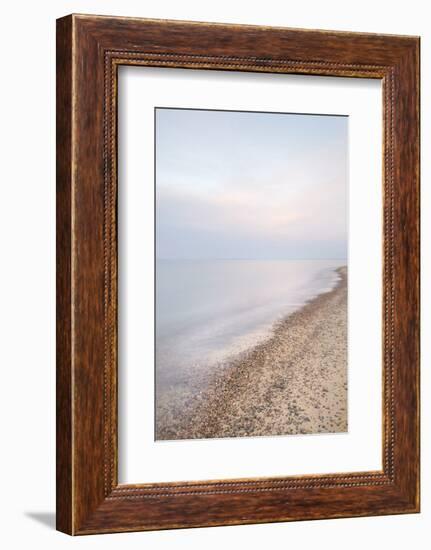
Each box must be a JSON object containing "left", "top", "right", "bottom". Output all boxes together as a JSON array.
[{"left": 156, "top": 266, "right": 348, "bottom": 440}]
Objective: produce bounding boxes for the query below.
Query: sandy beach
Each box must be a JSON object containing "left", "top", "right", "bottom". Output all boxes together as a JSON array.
[{"left": 156, "top": 266, "right": 347, "bottom": 440}]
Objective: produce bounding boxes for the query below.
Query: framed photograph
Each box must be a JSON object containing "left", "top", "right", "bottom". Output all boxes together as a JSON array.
[{"left": 56, "top": 14, "right": 420, "bottom": 535}]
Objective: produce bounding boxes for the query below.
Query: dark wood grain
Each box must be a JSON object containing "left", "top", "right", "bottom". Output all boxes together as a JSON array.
[
  {"left": 56, "top": 15, "right": 73, "bottom": 535},
  {"left": 56, "top": 14, "right": 420, "bottom": 535}
]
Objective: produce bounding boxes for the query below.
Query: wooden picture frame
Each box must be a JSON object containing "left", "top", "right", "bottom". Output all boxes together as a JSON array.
[{"left": 56, "top": 14, "right": 420, "bottom": 535}]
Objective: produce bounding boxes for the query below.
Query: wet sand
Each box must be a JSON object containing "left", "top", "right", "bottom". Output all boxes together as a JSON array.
[{"left": 156, "top": 266, "right": 347, "bottom": 440}]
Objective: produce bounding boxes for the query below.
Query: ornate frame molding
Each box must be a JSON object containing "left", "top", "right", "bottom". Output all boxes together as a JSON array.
[{"left": 57, "top": 15, "right": 419, "bottom": 534}]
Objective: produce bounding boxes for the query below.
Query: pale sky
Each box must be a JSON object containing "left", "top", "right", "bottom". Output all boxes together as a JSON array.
[{"left": 155, "top": 108, "right": 348, "bottom": 260}]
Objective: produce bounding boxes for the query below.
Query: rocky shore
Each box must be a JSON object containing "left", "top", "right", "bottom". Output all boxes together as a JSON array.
[{"left": 156, "top": 266, "right": 348, "bottom": 440}]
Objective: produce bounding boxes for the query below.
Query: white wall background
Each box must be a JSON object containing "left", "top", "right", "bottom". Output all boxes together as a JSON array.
[{"left": 0, "top": 1, "right": 427, "bottom": 548}]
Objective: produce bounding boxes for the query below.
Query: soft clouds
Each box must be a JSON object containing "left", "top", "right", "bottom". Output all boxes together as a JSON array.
[{"left": 156, "top": 108, "right": 348, "bottom": 260}]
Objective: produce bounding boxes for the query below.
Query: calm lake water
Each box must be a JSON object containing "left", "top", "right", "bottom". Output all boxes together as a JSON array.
[{"left": 156, "top": 259, "right": 345, "bottom": 389}]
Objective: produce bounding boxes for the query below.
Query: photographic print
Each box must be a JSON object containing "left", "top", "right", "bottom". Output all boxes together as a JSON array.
[{"left": 155, "top": 107, "right": 348, "bottom": 441}]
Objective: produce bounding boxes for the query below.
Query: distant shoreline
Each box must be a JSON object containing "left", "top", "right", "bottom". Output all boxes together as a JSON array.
[{"left": 156, "top": 266, "right": 348, "bottom": 441}]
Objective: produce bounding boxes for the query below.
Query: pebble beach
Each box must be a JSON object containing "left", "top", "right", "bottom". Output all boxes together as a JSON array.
[{"left": 156, "top": 266, "right": 348, "bottom": 440}]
